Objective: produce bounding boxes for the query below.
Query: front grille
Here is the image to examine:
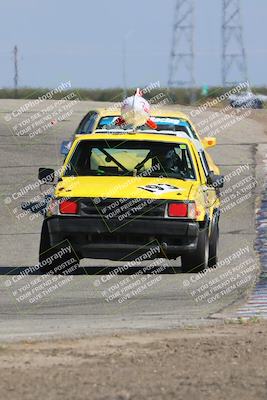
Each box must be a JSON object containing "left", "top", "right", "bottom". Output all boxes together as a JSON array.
[{"left": 79, "top": 198, "right": 167, "bottom": 219}]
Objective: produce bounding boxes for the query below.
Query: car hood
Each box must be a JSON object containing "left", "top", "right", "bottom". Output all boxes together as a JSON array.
[{"left": 55, "top": 176, "right": 194, "bottom": 200}]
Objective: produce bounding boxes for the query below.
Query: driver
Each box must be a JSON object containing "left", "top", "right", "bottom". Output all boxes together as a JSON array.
[{"left": 135, "top": 146, "right": 185, "bottom": 174}]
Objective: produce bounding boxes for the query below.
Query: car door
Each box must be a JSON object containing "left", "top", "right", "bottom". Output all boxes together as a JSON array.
[{"left": 198, "top": 150, "right": 217, "bottom": 218}]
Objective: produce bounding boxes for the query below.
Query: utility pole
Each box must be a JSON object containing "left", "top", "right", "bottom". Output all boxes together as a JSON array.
[
  {"left": 122, "top": 37, "right": 127, "bottom": 100},
  {"left": 222, "top": 0, "right": 248, "bottom": 86},
  {"left": 13, "top": 45, "right": 18, "bottom": 98},
  {"left": 168, "top": 0, "right": 195, "bottom": 101}
]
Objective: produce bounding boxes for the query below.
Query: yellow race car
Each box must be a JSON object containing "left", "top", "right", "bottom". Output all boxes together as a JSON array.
[
  {"left": 61, "top": 108, "right": 219, "bottom": 175},
  {"left": 39, "top": 129, "right": 223, "bottom": 274}
]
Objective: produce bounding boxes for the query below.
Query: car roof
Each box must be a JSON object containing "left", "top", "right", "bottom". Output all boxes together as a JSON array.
[
  {"left": 73, "top": 132, "right": 197, "bottom": 148},
  {"left": 91, "top": 128, "right": 202, "bottom": 151},
  {"left": 92, "top": 108, "right": 190, "bottom": 121}
]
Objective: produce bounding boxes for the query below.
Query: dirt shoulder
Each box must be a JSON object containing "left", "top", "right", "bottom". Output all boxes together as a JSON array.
[{"left": 0, "top": 320, "right": 266, "bottom": 400}]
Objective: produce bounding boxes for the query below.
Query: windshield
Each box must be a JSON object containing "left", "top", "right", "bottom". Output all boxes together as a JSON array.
[
  {"left": 76, "top": 112, "right": 97, "bottom": 134},
  {"left": 95, "top": 116, "right": 198, "bottom": 138},
  {"left": 64, "top": 140, "right": 196, "bottom": 180}
]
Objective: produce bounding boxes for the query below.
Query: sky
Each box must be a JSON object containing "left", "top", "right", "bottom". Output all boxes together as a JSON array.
[{"left": 0, "top": 0, "right": 266, "bottom": 89}]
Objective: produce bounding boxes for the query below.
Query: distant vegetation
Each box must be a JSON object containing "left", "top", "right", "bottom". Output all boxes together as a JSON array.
[{"left": 1, "top": 86, "right": 267, "bottom": 106}]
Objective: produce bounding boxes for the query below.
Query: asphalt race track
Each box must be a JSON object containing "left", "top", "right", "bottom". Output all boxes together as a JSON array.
[{"left": 0, "top": 99, "right": 266, "bottom": 341}]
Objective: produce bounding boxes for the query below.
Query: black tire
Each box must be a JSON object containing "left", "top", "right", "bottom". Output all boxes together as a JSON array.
[
  {"left": 208, "top": 220, "right": 219, "bottom": 268},
  {"left": 181, "top": 228, "right": 209, "bottom": 273},
  {"left": 39, "top": 220, "right": 80, "bottom": 275},
  {"left": 39, "top": 220, "right": 51, "bottom": 274}
]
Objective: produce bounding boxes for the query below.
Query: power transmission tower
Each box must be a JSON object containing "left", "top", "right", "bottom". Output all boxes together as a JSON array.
[
  {"left": 222, "top": 0, "right": 248, "bottom": 86},
  {"left": 13, "top": 45, "right": 18, "bottom": 98},
  {"left": 168, "top": 0, "right": 195, "bottom": 90}
]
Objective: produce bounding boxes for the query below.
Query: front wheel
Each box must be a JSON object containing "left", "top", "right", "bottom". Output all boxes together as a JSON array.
[{"left": 181, "top": 228, "right": 209, "bottom": 273}]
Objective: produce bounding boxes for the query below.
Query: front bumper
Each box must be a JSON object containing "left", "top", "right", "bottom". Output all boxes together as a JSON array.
[{"left": 46, "top": 216, "right": 200, "bottom": 260}]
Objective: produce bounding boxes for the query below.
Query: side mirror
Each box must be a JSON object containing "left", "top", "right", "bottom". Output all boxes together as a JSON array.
[
  {"left": 202, "top": 137, "right": 217, "bottom": 148},
  {"left": 207, "top": 172, "right": 224, "bottom": 189},
  {"left": 38, "top": 168, "right": 55, "bottom": 184},
  {"left": 60, "top": 140, "right": 71, "bottom": 156}
]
